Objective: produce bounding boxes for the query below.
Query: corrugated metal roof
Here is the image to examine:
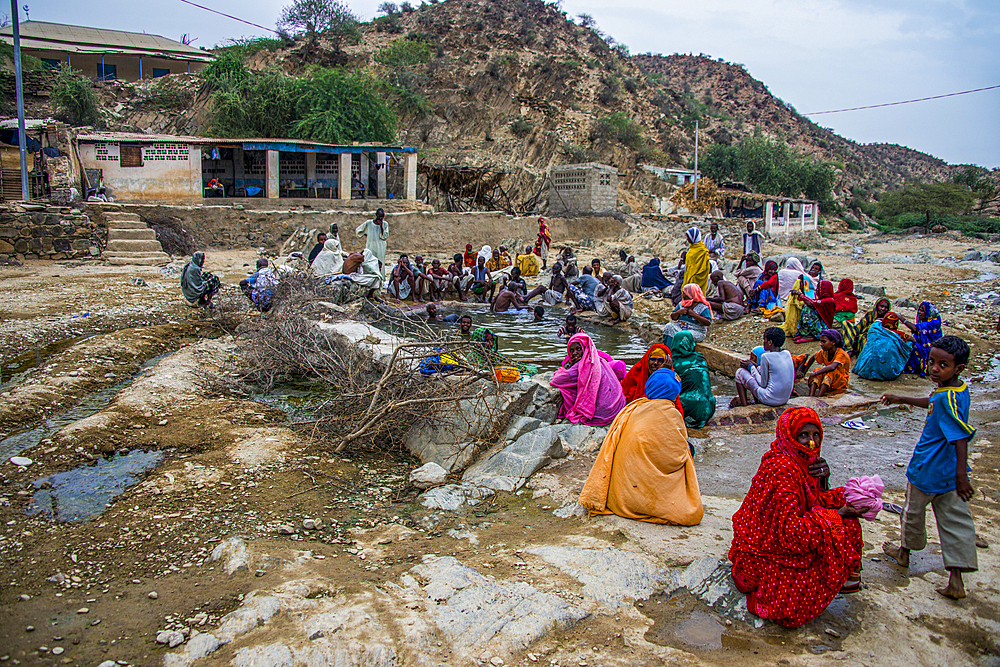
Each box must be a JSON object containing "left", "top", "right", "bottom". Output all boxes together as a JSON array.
[
  {"left": 74, "top": 131, "right": 417, "bottom": 153},
  {"left": 0, "top": 21, "right": 214, "bottom": 62},
  {"left": 0, "top": 118, "right": 49, "bottom": 130}
]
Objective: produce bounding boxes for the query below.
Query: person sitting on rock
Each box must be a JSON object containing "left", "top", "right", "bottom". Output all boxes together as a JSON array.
[
  {"left": 733, "top": 327, "right": 795, "bottom": 407},
  {"left": 180, "top": 251, "right": 221, "bottom": 308},
  {"left": 308, "top": 232, "right": 327, "bottom": 265},
  {"left": 596, "top": 275, "right": 633, "bottom": 322},
  {"left": 448, "top": 253, "right": 472, "bottom": 301},
  {"left": 469, "top": 255, "right": 496, "bottom": 303},
  {"left": 503, "top": 266, "right": 528, "bottom": 298},
  {"left": 708, "top": 270, "right": 745, "bottom": 321},
  {"left": 800, "top": 329, "right": 851, "bottom": 396},
  {"left": 662, "top": 285, "right": 713, "bottom": 347},
  {"left": 670, "top": 330, "right": 716, "bottom": 429},
  {"left": 730, "top": 407, "right": 866, "bottom": 628},
  {"left": 620, "top": 344, "right": 685, "bottom": 415},
  {"left": 388, "top": 254, "right": 417, "bottom": 302},
  {"left": 525, "top": 262, "right": 568, "bottom": 306},
  {"left": 579, "top": 367, "right": 703, "bottom": 526},
  {"left": 515, "top": 245, "right": 541, "bottom": 277},
  {"left": 548, "top": 333, "right": 626, "bottom": 427}
]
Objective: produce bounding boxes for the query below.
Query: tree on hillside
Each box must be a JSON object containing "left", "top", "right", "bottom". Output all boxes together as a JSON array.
[
  {"left": 877, "top": 183, "right": 975, "bottom": 225},
  {"left": 277, "top": 0, "right": 360, "bottom": 49}
]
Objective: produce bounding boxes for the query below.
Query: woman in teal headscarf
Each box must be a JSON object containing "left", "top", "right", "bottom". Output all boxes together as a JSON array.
[
  {"left": 670, "top": 330, "right": 717, "bottom": 429},
  {"left": 180, "top": 251, "right": 221, "bottom": 307},
  {"left": 903, "top": 302, "right": 943, "bottom": 376}
]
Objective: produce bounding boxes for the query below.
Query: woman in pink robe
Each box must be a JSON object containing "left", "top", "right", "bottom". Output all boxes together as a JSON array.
[{"left": 550, "top": 333, "right": 626, "bottom": 426}]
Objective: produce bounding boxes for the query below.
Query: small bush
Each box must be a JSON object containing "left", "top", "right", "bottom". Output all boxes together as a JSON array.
[
  {"left": 562, "top": 143, "right": 596, "bottom": 163},
  {"left": 592, "top": 112, "right": 644, "bottom": 150},
  {"left": 509, "top": 118, "right": 534, "bottom": 138},
  {"left": 143, "top": 80, "right": 192, "bottom": 109},
  {"left": 201, "top": 52, "right": 250, "bottom": 89},
  {"left": 52, "top": 68, "right": 99, "bottom": 126},
  {"left": 375, "top": 38, "right": 433, "bottom": 67},
  {"left": 213, "top": 36, "right": 289, "bottom": 59}
]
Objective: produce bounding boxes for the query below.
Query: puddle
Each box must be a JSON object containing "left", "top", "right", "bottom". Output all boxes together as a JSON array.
[
  {"left": 259, "top": 379, "right": 338, "bottom": 421},
  {"left": 424, "top": 309, "right": 650, "bottom": 370},
  {"left": 675, "top": 610, "right": 725, "bottom": 649},
  {"left": 957, "top": 271, "right": 999, "bottom": 284},
  {"left": 0, "top": 334, "right": 94, "bottom": 393},
  {"left": 27, "top": 449, "right": 164, "bottom": 521},
  {"left": 0, "top": 352, "right": 171, "bottom": 460}
]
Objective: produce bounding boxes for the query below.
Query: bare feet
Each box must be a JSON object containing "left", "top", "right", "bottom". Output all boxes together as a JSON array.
[
  {"left": 937, "top": 571, "right": 966, "bottom": 599},
  {"left": 882, "top": 542, "right": 910, "bottom": 567}
]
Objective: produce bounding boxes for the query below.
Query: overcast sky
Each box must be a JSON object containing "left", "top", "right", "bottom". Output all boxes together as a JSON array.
[{"left": 15, "top": 0, "right": 1000, "bottom": 169}]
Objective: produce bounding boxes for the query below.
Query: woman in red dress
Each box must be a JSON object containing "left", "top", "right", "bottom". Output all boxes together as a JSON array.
[{"left": 729, "top": 407, "right": 865, "bottom": 628}]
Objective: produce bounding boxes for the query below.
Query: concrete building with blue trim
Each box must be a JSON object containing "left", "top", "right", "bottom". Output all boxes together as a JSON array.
[{"left": 74, "top": 132, "right": 418, "bottom": 203}]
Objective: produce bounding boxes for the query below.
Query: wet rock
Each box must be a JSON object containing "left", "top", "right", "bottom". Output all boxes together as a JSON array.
[
  {"left": 409, "top": 462, "right": 448, "bottom": 490},
  {"left": 963, "top": 250, "right": 983, "bottom": 262},
  {"left": 411, "top": 555, "right": 588, "bottom": 654},
  {"left": 681, "top": 557, "right": 762, "bottom": 628},
  {"left": 211, "top": 537, "right": 249, "bottom": 576},
  {"left": 405, "top": 382, "right": 539, "bottom": 472},
  {"left": 419, "top": 484, "right": 492, "bottom": 510},
  {"left": 462, "top": 426, "right": 567, "bottom": 490},
  {"left": 527, "top": 546, "right": 680, "bottom": 607}
]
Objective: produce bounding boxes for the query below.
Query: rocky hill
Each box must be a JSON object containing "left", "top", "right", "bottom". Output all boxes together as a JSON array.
[{"left": 14, "top": 0, "right": 973, "bottom": 216}]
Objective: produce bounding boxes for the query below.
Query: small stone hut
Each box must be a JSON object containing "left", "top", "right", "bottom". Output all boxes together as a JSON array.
[{"left": 548, "top": 162, "right": 618, "bottom": 214}]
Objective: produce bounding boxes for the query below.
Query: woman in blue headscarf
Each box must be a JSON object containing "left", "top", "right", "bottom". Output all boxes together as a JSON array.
[
  {"left": 641, "top": 257, "right": 672, "bottom": 291},
  {"left": 579, "top": 368, "right": 703, "bottom": 525},
  {"left": 902, "top": 302, "right": 943, "bottom": 376}
]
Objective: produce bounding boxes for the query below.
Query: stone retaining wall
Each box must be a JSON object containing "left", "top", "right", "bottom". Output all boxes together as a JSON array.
[
  {"left": 0, "top": 207, "right": 101, "bottom": 261},
  {"left": 84, "top": 204, "right": 629, "bottom": 254}
]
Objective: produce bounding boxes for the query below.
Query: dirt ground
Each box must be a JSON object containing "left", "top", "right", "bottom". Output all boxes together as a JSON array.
[{"left": 1, "top": 226, "right": 999, "bottom": 666}]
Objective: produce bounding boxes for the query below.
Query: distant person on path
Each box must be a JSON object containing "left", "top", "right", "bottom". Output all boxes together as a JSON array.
[
  {"left": 708, "top": 271, "right": 744, "bottom": 321},
  {"left": 683, "top": 227, "right": 710, "bottom": 292},
  {"left": 180, "top": 251, "right": 221, "bottom": 308},
  {"left": 705, "top": 222, "right": 725, "bottom": 259},
  {"left": 733, "top": 327, "right": 794, "bottom": 407},
  {"left": 535, "top": 217, "right": 552, "bottom": 270},
  {"left": 308, "top": 232, "right": 328, "bottom": 265},
  {"left": 881, "top": 336, "right": 978, "bottom": 600},
  {"left": 740, "top": 221, "right": 764, "bottom": 266},
  {"left": 730, "top": 407, "right": 866, "bottom": 627},
  {"left": 355, "top": 208, "right": 389, "bottom": 278}
]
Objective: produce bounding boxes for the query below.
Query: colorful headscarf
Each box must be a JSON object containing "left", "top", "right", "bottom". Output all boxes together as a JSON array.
[
  {"left": 809, "top": 280, "right": 837, "bottom": 327},
  {"left": 833, "top": 278, "right": 858, "bottom": 313},
  {"left": 771, "top": 407, "right": 824, "bottom": 505},
  {"left": 645, "top": 368, "right": 682, "bottom": 401},
  {"left": 819, "top": 328, "right": 844, "bottom": 348},
  {"left": 470, "top": 327, "right": 498, "bottom": 351},
  {"left": 918, "top": 301, "right": 941, "bottom": 324},
  {"left": 621, "top": 344, "right": 673, "bottom": 403},
  {"left": 562, "top": 333, "right": 603, "bottom": 423},
  {"left": 882, "top": 312, "right": 900, "bottom": 330},
  {"left": 680, "top": 283, "right": 714, "bottom": 318},
  {"left": 763, "top": 260, "right": 779, "bottom": 275},
  {"left": 686, "top": 227, "right": 703, "bottom": 244}
]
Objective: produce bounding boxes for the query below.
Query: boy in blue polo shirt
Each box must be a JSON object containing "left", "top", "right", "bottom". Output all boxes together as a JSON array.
[{"left": 880, "top": 336, "right": 977, "bottom": 599}]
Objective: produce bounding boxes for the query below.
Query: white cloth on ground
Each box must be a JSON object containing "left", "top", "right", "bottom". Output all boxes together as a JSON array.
[{"left": 311, "top": 236, "right": 345, "bottom": 276}]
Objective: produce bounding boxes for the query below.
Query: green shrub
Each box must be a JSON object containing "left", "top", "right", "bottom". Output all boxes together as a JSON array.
[
  {"left": 375, "top": 38, "right": 432, "bottom": 67},
  {"left": 593, "top": 113, "right": 644, "bottom": 150},
  {"left": 292, "top": 68, "right": 396, "bottom": 144},
  {"left": 143, "top": 80, "right": 191, "bottom": 110},
  {"left": 52, "top": 68, "right": 99, "bottom": 126},
  {"left": 509, "top": 118, "right": 534, "bottom": 138},
  {"left": 213, "top": 36, "right": 289, "bottom": 59},
  {"left": 201, "top": 52, "right": 250, "bottom": 89},
  {"left": 210, "top": 67, "right": 298, "bottom": 138},
  {"left": 879, "top": 213, "right": 1000, "bottom": 238}
]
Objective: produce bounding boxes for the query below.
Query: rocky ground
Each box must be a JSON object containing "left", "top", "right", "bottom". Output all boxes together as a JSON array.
[{"left": 1, "top": 225, "right": 999, "bottom": 667}]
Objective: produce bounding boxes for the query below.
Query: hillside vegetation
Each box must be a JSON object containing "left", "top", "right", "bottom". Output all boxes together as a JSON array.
[{"left": 19, "top": 0, "right": 991, "bottom": 219}]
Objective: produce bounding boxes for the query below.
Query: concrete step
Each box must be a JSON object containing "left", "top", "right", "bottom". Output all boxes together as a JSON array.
[
  {"left": 103, "top": 251, "right": 171, "bottom": 267},
  {"left": 106, "top": 239, "right": 165, "bottom": 253},
  {"left": 108, "top": 228, "right": 157, "bottom": 241},
  {"left": 104, "top": 212, "right": 143, "bottom": 223},
  {"left": 107, "top": 220, "right": 150, "bottom": 230}
]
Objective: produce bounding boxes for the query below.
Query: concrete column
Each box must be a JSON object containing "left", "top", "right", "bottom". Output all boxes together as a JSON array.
[
  {"left": 266, "top": 149, "right": 279, "bottom": 199},
  {"left": 376, "top": 151, "right": 387, "bottom": 199},
  {"left": 305, "top": 152, "right": 317, "bottom": 189},
  {"left": 338, "top": 152, "right": 352, "bottom": 200},
  {"left": 360, "top": 152, "right": 370, "bottom": 198},
  {"left": 800, "top": 202, "right": 807, "bottom": 231},
  {"left": 403, "top": 153, "right": 417, "bottom": 201},
  {"left": 764, "top": 202, "right": 772, "bottom": 233}
]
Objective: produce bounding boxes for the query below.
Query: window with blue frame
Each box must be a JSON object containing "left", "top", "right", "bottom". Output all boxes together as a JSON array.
[
  {"left": 98, "top": 63, "right": 117, "bottom": 80},
  {"left": 152, "top": 68, "right": 170, "bottom": 78},
  {"left": 41, "top": 58, "right": 61, "bottom": 71}
]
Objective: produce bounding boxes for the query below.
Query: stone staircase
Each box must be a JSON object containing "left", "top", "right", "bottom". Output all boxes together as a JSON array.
[{"left": 102, "top": 212, "right": 171, "bottom": 266}]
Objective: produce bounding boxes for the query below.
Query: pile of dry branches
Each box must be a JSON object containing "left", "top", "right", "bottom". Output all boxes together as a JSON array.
[
  {"left": 670, "top": 177, "right": 725, "bottom": 214},
  {"left": 207, "top": 277, "right": 520, "bottom": 454}
]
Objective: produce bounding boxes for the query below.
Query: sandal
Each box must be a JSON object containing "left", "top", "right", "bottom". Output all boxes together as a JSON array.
[{"left": 840, "top": 570, "right": 862, "bottom": 594}]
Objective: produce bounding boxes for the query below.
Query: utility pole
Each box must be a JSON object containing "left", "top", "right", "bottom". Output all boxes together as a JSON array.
[
  {"left": 10, "top": 0, "right": 30, "bottom": 200},
  {"left": 693, "top": 119, "right": 699, "bottom": 203}
]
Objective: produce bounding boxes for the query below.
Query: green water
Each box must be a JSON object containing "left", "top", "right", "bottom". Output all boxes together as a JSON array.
[
  {"left": 1, "top": 334, "right": 95, "bottom": 393},
  {"left": 427, "top": 309, "right": 650, "bottom": 369}
]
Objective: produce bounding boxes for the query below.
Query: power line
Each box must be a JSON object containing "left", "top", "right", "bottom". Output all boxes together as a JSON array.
[
  {"left": 177, "top": 0, "right": 279, "bottom": 35},
  {"left": 804, "top": 84, "right": 1000, "bottom": 115}
]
